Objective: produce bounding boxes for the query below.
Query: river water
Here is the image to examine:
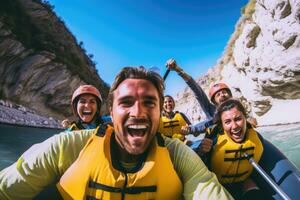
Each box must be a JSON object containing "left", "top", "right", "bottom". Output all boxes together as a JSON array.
[
  {"left": 0, "top": 123, "right": 62, "bottom": 170},
  {"left": 257, "top": 123, "right": 300, "bottom": 169},
  {"left": 0, "top": 123, "right": 299, "bottom": 170}
]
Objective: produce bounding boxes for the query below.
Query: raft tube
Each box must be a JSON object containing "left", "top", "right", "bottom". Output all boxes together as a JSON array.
[
  {"left": 254, "top": 138, "right": 300, "bottom": 199},
  {"left": 191, "top": 137, "right": 300, "bottom": 199}
]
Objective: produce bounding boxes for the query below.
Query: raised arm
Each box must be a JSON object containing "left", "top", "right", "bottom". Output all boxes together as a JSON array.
[{"left": 165, "top": 59, "right": 216, "bottom": 118}]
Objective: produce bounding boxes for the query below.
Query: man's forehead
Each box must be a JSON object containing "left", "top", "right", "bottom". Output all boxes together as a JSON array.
[
  {"left": 114, "top": 79, "right": 158, "bottom": 95},
  {"left": 118, "top": 79, "right": 155, "bottom": 89}
]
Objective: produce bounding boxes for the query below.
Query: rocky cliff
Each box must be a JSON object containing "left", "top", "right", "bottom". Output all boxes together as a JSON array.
[
  {"left": 0, "top": 0, "right": 109, "bottom": 120},
  {"left": 176, "top": 0, "right": 300, "bottom": 126}
]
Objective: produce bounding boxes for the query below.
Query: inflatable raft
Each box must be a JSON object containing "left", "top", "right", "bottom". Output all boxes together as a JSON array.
[
  {"left": 191, "top": 136, "right": 300, "bottom": 199},
  {"left": 253, "top": 138, "right": 300, "bottom": 199}
]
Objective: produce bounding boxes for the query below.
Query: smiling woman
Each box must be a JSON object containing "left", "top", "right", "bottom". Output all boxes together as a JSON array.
[
  {"left": 194, "top": 99, "right": 300, "bottom": 199},
  {"left": 218, "top": 99, "right": 247, "bottom": 143},
  {"left": 65, "top": 85, "right": 111, "bottom": 131},
  {"left": 197, "top": 99, "right": 265, "bottom": 199}
]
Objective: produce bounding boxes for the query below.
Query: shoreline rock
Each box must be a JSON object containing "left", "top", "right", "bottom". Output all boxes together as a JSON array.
[{"left": 0, "top": 100, "right": 62, "bottom": 129}]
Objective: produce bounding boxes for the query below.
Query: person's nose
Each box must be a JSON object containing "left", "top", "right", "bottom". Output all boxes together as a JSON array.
[
  {"left": 84, "top": 102, "right": 93, "bottom": 108},
  {"left": 130, "top": 101, "right": 145, "bottom": 118},
  {"left": 231, "top": 121, "right": 239, "bottom": 130}
]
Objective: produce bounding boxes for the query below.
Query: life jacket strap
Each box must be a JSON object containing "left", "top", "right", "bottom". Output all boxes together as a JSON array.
[
  {"left": 88, "top": 181, "right": 157, "bottom": 194},
  {"left": 224, "top": 154, "right": 253, "bottom": 161},
  {"left": 221, "top": 170, "right": 249, "bottom": 178},
  {"left": 156, "top": 133, "right": 165, "bottom": 147},
  {"left": 225, "top": 146, "right": 254, "bottom": 153},
  {"left": 163, "top": 120, "right": 180, "bottom": 128},
  {"left": 86, "top": 196, "right": 99, "bottom": 200},
  {"left": 96, "top": 124, "right": 108, "bottom": 137}
]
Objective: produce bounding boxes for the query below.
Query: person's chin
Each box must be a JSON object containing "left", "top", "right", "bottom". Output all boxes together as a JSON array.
[
  {"left": 220, "top": 99, "right": 226, "bottom": 104},
  {"left": 83, "top": 119, "right": 93, "bottom": 123},
  {"left": 126, "top": 145, "right": 146, "bottom": 155},
  {"left": 232, "top": 136, "right": 244, "bottom": 143}
]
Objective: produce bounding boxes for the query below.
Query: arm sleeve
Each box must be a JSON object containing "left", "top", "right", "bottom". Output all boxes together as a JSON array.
[
  {"left": 190, "top": 118, "right": 214, "bottom": 137},
  {"left": 0, "top": 130, "right": 94, "bottom": 200},
  {"left": 165, "top": 138, "right": 233, "bottom": 200},
  {"left": 186, "top": 78, "right": 216, "bottom": 118}
]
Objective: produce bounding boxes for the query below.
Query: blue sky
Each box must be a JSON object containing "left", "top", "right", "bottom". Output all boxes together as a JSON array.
[{"left": 48, "top": 0, "right": 248, "bottom": 96}]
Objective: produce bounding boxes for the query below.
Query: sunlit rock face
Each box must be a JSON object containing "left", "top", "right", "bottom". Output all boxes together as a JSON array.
[
  {"left": 176, "top": 0, "right": 300, "bottom": 126},
  {"left": 0, "top": 0, "right": 109, "bottom": 120}
]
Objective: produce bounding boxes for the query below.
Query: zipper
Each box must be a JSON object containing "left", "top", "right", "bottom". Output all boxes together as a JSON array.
[{"left": 121, "top": 172, "right": 128, "bottom": 200}]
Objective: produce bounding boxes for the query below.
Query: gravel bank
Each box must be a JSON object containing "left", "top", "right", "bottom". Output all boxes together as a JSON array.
[{"left": 0, "top": 100, "right": 62, "bottom": 129}]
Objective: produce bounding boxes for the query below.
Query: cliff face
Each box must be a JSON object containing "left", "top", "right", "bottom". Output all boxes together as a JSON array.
[
  {"left": 176, "top": 0, "right": 300, "bottom": 125},
  {"left": 0, "top": 0, "right": 109, "bottom": 120}
]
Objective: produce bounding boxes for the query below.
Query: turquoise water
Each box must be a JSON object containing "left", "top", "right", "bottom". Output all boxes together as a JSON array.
[
  {"left": 0, "top": 123, "right": 62, "bottom": 170},
  {"left": 0, "top": 123, "right": 299, "bottom": 170},
  {"left": 257, "top": 123, "right": 300, "bottom": 169}
]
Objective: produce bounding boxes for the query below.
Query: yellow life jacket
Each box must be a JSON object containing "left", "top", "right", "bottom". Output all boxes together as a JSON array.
[
  {"left": 68, "top": 122, "right": 79, "bottom": 131},
  {"left": 210, "top": 128, "right": 263, "bottom": 184},
  {"left": 159, "top": 112, "right": 188, "bottom": 141},
  {"left": 68, "top": 121, "right": 100, "bottom": 131},
  {"left": 57, "top": 125, "right": 183, "bottom": 200}
]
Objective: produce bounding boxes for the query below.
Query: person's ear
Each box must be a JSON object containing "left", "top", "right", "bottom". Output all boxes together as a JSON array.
[{"left": 110, "top": 106, "right": 113, "bottom": 119}]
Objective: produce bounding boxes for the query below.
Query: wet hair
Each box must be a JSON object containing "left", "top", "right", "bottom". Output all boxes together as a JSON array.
[
  {"left": 215, "top": 99, "right": 247, "bottom": 125},
  {"left": 109, "top": 66, "right": 165, "bottom": 110}
]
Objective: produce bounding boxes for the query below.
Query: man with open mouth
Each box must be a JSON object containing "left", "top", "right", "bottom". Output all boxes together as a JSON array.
[{"left": 0, "top": 66, "right": 233, "bottom": 200}]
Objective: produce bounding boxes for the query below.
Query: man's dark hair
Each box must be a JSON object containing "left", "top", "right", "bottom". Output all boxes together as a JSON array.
[{"left": 109, "top": 66, "right": 165, "bottom": 110}]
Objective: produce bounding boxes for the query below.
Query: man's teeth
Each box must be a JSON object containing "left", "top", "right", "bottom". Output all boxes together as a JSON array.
[
  {"left": 82, "top": 111, "right": 92, "bottom": 115},
  {"left": 128, "top": 124, "right": 147, "bottom": 129}
]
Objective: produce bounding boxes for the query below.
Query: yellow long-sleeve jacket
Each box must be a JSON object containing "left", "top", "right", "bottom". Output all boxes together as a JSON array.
[{"left": 0, "top": 127, "right": 233, "bottom": 200}]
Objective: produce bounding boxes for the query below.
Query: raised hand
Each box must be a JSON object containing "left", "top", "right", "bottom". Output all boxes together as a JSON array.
[
  {"left": 181, "top": 124, "right": 191, "bottom": 135},
  {"left": 197, "top": 138, "right": 213, "bottom": 156}
]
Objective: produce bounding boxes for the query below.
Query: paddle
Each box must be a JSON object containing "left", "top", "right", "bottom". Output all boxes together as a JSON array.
[
  {"left": 163, "top": 69, "right": 170, "bottom": 81},
  {"left": 148, "top": 66, "right": 170, "bottom": 81},
  {"left": 244, "top": 153, "right": 291, "bottom": 200}
]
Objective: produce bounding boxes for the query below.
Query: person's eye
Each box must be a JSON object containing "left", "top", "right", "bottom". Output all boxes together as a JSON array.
[
  {"left": 224, "top": 120, "right": 231, "bottom": 125},
  {"left": 119, "top": 99, "right": 133, "bottom": 107},
  {"left": 78, "top": 99, "right": 86, "bottom": 104},
  {"left": 235, "top": 116, "right": 243, "bottom": 122},
  {"left": 145, "top": 100, "right": 156, "bottom": 107}
]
